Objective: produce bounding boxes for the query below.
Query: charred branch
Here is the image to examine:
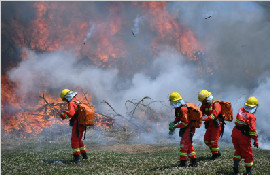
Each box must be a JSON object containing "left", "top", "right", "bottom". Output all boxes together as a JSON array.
[
  {"left": 126, "top": 96, "right": 151, "bottom": 121},
  {"left": 101, "top": 100, "right": 147, "bottom": 132}
]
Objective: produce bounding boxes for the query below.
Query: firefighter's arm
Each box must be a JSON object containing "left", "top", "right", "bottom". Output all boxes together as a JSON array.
[
  {"left": 204, "top": 103, "right": 221, "bottom": 122},
  {"left": 248, "top": 115, "right": 258, "bottom": 147},
  {"left": 169, "top": 108, "right": 181, "bottom": 129},
  {"left": 200, "top": 105, "right": 207, "bottom": 121},
  {"left": 200, "top": 105, "right": 204, "bottom": 115},
  {"left": 174, "top": 108, "right": 189, "bottom": 128},
  {"left": 61, "top": 102, "right": 76, "bottom": 119},
  {"left": 169, "top": 117, "right": 180, "bottom": 130},
  {"left": 173, "top": 117, "right": 181, "bottom": 124}
]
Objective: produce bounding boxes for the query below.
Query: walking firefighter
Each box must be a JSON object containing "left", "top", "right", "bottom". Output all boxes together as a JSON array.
[
  {"left": 59, "top": 89, "right": 89, "bottom": 163},
  {"left": 198, "top": 90, "right": 223, "bottom": 160},
  {"left": 232, "top": 96, "right": 259, "bottom": 175},
  {"left": 169, "top": 92, "right": 202, "bottom": 167}
]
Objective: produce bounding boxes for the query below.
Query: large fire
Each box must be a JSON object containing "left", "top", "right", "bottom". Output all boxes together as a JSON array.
[{"left": 2, "top": 2, "right": 207, "bottom": 137}]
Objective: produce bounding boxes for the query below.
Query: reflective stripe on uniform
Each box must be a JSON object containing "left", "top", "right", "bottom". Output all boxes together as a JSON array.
[
  {"left": 65, "top": 113, "right": 70, "bottom": 119},
  {"left": 181, "top": 122, "right": 188, "bottom": 126},
  {"left": 210, "top": 114, "right": 215, "bottom": 120},
  {"left": 73, "top": 148, "right": 80, "bottom": 153},
  {"left": 212, "top": 147, "right": 219, "bottom": 151},
  {"left": 180, "top": 144, "right": 184, "bottom": 148},
  {"left": 249, "top": 131, "right": 257, "bottom": 135},
  {"left": 235, "top": 119, "right": 246, "bottom": 125},
  {"left": 189, "top": 152, "right": 196, "bottom": 156},
  {"left": 211, "top": 141, "right": 215, "bottom": 144},
  {"left": 234, "top": 155, "right": 241, "bottom": 160},
  {"left": 205, "top": 107, "right": 213, "bottom": 111},
  {"left": 179, "top": 152, "right": 187, "bottom": 156},
  {"left": 245, "top": 162, "right": 253, "bottom": 167},
  {"left": 204, "top": 141, "right": 209, "bottom": 143},
  {"left": 80, "top": 146, "right": 86, "bottom": 151}
]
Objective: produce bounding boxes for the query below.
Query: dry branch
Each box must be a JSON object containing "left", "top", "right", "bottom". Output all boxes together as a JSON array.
[{"left": 101, "top": 100, "right": 147, "bottom": 132}]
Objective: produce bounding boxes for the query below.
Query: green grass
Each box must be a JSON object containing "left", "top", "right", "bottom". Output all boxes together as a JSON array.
[{"left": 2, "top": 141, "right": 270, "bottom": 175}]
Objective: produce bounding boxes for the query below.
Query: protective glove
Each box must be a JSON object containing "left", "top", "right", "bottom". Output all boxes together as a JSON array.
[
  {"left": 59, "top": 113, "right": 65, "bottom": 120},
  {"left": 253, "top": 141, "right": 259, "bottom": 148},
  {"left": 204, "top": 121, "right": 209, "bottom": 129},
  {"left": 202, "top": 115, "right": 208, "bottom": 121},
  {"left": 169, "top": 122, "right": 175, "bottom": 131},
  {"left": 169, "top": 130, "right": 175, "bottom": 135}
]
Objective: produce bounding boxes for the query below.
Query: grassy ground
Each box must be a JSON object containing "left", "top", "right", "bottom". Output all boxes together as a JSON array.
[{"left": 1, "top": 140, "right": 270, "bottom": 175}]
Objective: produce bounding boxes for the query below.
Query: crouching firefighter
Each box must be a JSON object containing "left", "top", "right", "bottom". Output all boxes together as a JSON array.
[
  {"left": 198, "top": 90, "right": 222, "bottom": 160},
  {"left": 232, "top": 96, "right": 259, "bottom": 175},
  {"left": 59, "top": 89, "right": 88, "bottom": 163},
  {"left": 169, "top": 92, "right": 197, "bottom": 167}
]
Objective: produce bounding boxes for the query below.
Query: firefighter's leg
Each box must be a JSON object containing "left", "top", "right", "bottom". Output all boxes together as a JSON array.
[
  {"left": 71, "top": 121, "right": 81, "bottom": 163},
  {"left": 210, "top": 126, "right": 221, "bottom": 160},
  {"left": 179, "top": 129, "right": 189, "bottom": 167},
  {"left": 240, "top": 139, "right": 253, "bottom": 174},
  {"left": 232, "top": 132, "right": 241, "bottom": 174},
  {"left": 78, "top": 126, "right": 88, "bottom": 160},
  {"left": 188, "top": 145, "right": 197, "bottom": 167},
  {"left": 204, "top": 128, "right": 212, "bottom": 152}
]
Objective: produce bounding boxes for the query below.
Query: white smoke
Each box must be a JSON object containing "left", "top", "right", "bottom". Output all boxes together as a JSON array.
[
  {"left": 8, "top": 48, "right": 203, "bottom": 112},
  {"left": 83, "top": 23, "right": 96, "bottom": 44},
  {"left": 131, "top": 15, "right": 144, "bottom": 36}
]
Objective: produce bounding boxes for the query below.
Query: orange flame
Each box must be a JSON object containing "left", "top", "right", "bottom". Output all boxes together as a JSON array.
[{"left": 3, "top": 2, "right": 208, "bottom": 137}]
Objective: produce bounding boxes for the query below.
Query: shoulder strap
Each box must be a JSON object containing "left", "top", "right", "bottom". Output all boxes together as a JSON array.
[{"left": 72, "top": 100, "right": 81, "bottom": 105}]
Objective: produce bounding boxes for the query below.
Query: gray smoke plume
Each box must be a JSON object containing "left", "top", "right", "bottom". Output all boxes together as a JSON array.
[
  {"left": 83, "top": 23, "right": 96, "bottom": 44},
  {"left": 132, "top": 15, "right": 144, "bottom": 36},
  {"left": 4, "top": 1, "right": 270, "bottom": 149}
]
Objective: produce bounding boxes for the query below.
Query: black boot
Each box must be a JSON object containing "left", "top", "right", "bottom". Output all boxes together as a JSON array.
[
  {"left": 82, "top": 153, "right": 88, "bottom": 160},
  {"left": 179, "top": 160, "right": 187, "bottom": 167},
  {"left": 217, "top": 151, "right": 221, "bottom": 157},
  {"left": 210, "top": 151, "right": 221, "bottom": 160},
  {"left": 210, "top": 154, "right": 217, "bottom": 160},
  {"left": 188, "top": 159, "right": 198, "bottom": 167},
  {"left": 244, "top": 167, "right": 252, "bottom": 175},
  {"left": 73, "top": 154, "right": 81, "bottom": 164},
  {"left": 233, "top": 160, "right": 240, "bottom": 174}
]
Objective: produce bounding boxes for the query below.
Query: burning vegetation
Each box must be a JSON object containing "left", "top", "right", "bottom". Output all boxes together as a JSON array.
[{"left": 2, "top": 1, "right": 212, "bottom": 138}]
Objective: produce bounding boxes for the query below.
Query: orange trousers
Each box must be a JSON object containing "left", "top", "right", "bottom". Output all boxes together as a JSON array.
[
  {"left": 232, "top": 127, "right": 254, "bottom": 167},
  {"left": 179, "top": 127, "right": 196, "bottom": 160},
  {"left": 71, "top": 120, "right": 87, "bottom": 155},
  {"left": 204, "top": 125, "right": 221, "bottom": 154}
]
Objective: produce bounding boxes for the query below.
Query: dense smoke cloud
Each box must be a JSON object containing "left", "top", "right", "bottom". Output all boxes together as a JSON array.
[
  {"left": 168, "top": 1, "right": 270, "bottom": 89},
  {"left": 4, "top": 1, "right": 270, "bottom": 149},
  {"left": 8, "top": 48, "right": 204, "bottom": 113}
]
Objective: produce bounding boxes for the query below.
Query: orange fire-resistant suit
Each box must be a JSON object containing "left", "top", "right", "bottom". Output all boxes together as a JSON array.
[
  {"left": 173, "top": 106, "right": 196, "bottom": 161},
  {"left": 200, "top": 102, "right": 222, "bottom": 155},
  {"left": 61, "top": 96, "right": 87, "bottom": 156},
  {"left": 232, "top": 107, "right": 258, "bottom": 168}
]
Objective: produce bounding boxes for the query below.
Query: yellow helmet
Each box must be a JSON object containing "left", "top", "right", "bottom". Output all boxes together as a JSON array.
[
  {"left": 245, "top": 96, "right": 258, "bottom": 107},
  {"left": 60, "top": 89, "right": 71, "bottom": 100},
  {"left": 198, "top": 90, "right": 211, "bottom": 102},
  {"left": 169, "top": 92, "right": 182, "bottom": 101}
]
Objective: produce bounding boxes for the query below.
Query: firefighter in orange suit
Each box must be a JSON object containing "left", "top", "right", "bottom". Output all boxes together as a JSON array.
[
  {"left": 198, "top": 90, "right": 222, "bottom": 160},
  {"left": 169, "top": 92, "right": 197, "bottom": 167},
  {"left": 232, "top": 96, "right": 259, "bottom": 174},
  {"left": 59, "top": 89, "right": 88, "bottom": 163}
]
